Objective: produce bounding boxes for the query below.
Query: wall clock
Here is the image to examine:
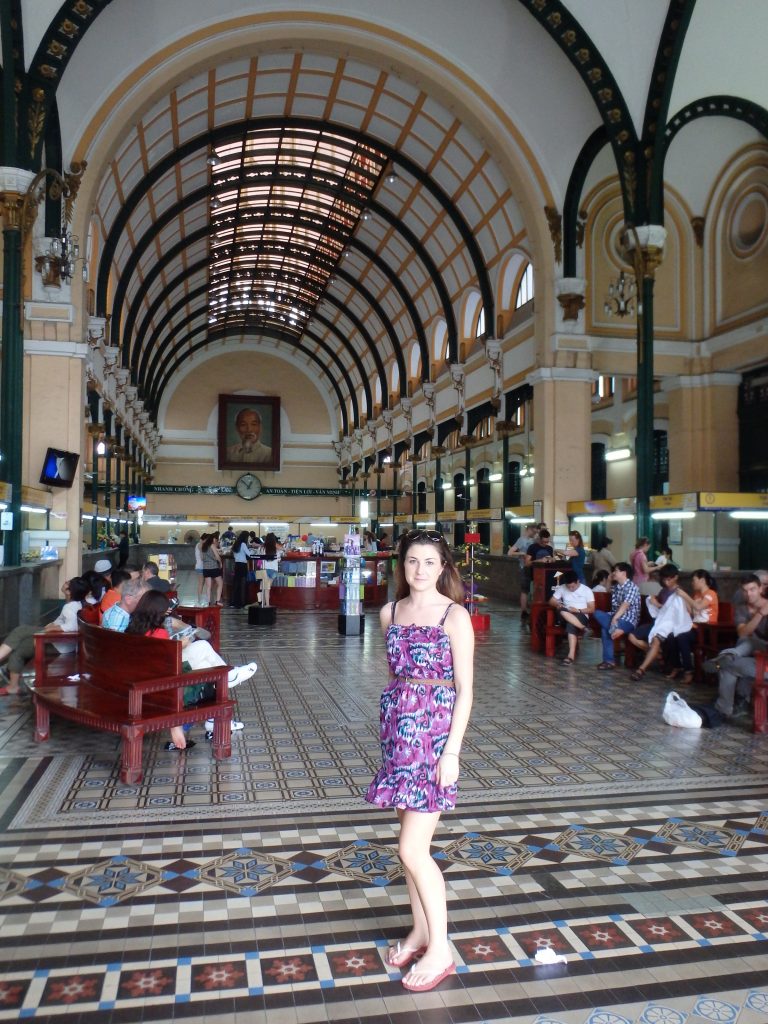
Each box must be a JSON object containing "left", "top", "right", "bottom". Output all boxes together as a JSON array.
[{"left": 235, "top": 473, "right": 262, "bottom": 500}]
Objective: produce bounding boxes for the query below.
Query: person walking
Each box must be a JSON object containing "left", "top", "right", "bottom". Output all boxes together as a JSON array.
[{"left": 365, "top": 528, "right": 474, "bottom": 993}]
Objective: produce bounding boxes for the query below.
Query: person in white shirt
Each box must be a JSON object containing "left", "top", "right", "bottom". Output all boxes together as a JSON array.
[
  {"left": 549, "top": 569, "right": 595, "bottom": 664},
  {"left": 591, "top": 570, "right": 610, "bottom": 593}
]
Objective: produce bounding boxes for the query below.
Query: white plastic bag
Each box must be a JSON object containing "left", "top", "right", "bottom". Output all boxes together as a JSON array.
[{"left": 663, "top": 690, "right": 702, "bottom": 728}]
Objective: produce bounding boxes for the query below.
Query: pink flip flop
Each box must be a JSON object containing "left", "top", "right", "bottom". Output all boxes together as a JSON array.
[
  {"left": 386, "top": 942, "right": 427, "bottom": 969},
  {"left": 402, "top": 961, "right": 456, "bottom": 992}
]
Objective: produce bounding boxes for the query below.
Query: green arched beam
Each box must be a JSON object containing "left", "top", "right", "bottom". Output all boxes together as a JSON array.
[
  {"left": 517, "top": 0, "right": 639, "bottom": 219},
  {"left": 562, "top": 125, "right": 608, "bottom": 277},
  {"left": 643, "top": 0, "right": 697, "bottom": 223},
  {"left": 24, "top": 0, "right": 114, "bottom": 167},
  {"left": 664, "top": 94, "right": 768, "bottom": 153}
]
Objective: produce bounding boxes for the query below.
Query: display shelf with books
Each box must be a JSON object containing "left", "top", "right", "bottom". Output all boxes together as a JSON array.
[
  {"left": 247, "top": 551, "right": 387, "bottom": 610},
  {"left": 338, "top": 531, "right": 364, "bottom": 635}
]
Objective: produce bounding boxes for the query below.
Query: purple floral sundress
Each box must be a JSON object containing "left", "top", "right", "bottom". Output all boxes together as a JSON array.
[{"left": 365, "top": 601, "right": 458, "bottom": 813}]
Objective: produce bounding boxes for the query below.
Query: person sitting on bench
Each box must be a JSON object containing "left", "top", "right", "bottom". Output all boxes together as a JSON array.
[
  {"left": 0, "top": 577, "right": 91, "bottom": 696},
  {"left": 548, "top": 569, "right": 595, "bottom": 665}
]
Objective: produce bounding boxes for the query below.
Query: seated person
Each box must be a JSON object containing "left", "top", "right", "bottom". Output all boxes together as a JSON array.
[
  {"left": 709, "top": 574, "right": 768, "bottom": 719},
  {"left": 99, "top": 568, "right": 133, "bottom": 622},
  {"left": 140, "top": 561, "right": 160, "bottom": 582},
  {"left": 594, "top": 562, "right": 641, "bottom": 670},
  {"left": 102, "top": 577, "right": 149, "bottom": 632},
  {"left": 665, "top": 569, "right": 719, "bottom": 682},
  {"left": 125, "top": 591, "right": 248, "bottom": 751},
  {"left": 0, "top": 577, "right": 91, "bottom": 695},
  {"left": 627, "top": 565, "right": 694, "bottom": 680},
  {"left": 592, "top": 570, "right": 610, "bottom": 593},
  {"left": 548, "top": 569, "right": 595, "bottom": 665},
  {"left": 103, "top": 580, "right": 254, "bottom": 740}
]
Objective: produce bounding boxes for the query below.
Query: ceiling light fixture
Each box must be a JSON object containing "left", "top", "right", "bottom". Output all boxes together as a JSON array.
[
  {"left": 605, "top": 447, "right": 632, "bottom": 462},
  {"left": 603, "top": 270, "right": 637, "bottom": 318},
  {"left": 730, "top": 510, "right": 768, "bottom": 520},
  {"left": 650, "top": 511, "right": 697, "bottom": 520}
]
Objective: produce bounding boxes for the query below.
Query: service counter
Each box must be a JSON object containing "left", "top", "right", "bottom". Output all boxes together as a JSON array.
[
  {"left": 248, "top": 552, "right": 389, "bottom": 610},
  {"left": 0, "top": 559, "right": 63, "bottom": 634}
]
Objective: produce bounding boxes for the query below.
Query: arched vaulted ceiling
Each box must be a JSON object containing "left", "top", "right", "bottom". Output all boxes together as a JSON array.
[
  {"left": 86, "top": 51, "right": 527, "bottom": 425},
  {"left": 4, "top": 0, "right": 768, "bottom": 441}
]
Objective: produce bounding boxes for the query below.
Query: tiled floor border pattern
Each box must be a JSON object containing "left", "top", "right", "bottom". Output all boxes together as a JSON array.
[{"left": 1, "top": 913, "right": 767, "bottom": 1019}]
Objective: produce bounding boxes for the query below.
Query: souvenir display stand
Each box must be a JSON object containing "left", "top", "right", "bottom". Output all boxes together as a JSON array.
[
  {"left": 463, "top": 531, "right": 491, "bottom": 632},
  {"left": 338, "top": 531, "right": 365, "bottom": 635},
  {"left": 246, "top": 552, "right": 387, "bottom": 611}
]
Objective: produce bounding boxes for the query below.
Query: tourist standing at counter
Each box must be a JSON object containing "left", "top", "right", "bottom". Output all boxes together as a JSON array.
[
  {"left": 201, "top": 532, "right": 223, "bottom": 605},
  {"left": 231, "top": 531, "right": 250, "bottom": 609},
  {"left": 259, "top": 533, "right": 283, "bottom": 607},
  {"left": 366, "top": 529, "right": 474, "bottom": 992}
]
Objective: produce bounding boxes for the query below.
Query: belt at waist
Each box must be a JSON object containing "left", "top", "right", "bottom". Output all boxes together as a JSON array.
[{"left": 396, "top": 677, "right": 455, "bottom": 688}]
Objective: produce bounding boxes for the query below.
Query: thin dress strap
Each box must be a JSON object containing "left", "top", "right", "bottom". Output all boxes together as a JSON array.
[
  {"left": 438, "top": 603, "right": 454, "bottom": 626},
  {"left": 391, "top": 600, "right": 397, "bottom": 623}
]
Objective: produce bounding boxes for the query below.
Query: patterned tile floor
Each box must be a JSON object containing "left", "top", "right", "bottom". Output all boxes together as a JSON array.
[{"left": 1, "top": 574, "right": 767, "bottom": 1023}]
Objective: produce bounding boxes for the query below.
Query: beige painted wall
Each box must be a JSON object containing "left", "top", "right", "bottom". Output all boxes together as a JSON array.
[{"left": 666, "top": 383, "right": 739, "bottom": 493}]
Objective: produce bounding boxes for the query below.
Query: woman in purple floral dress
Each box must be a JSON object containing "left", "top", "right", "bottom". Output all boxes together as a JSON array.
[{"left": 365, "top": 529, "right": 474, "bottom": 992}]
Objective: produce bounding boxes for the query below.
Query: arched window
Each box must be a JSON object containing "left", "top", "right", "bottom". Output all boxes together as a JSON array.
[
  {"left": 433, "top": 319, "right": 448, "bottom": 363},
  {"left": 409, "top": 342, "right": 421, "bottom": 381},
  {"left": 374, "top": 376, "right": 382, "bottom": 409},
  {"left": 462, "top": 291, "right": 482, "bottom": 344},
  {"left": 417, "top": 480, "right": 427, "bottom": 514},
  {"left": 515, "top": 263, "right": 534, "bottom": 308},
  {"left": 391, "top": 362, "right": 399, "bottom": 398},
  {"left": 475, "top": 307, "right": 485, "bottom": 338}
]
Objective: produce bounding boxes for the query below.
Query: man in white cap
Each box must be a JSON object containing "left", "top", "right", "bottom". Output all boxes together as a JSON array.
[{"left": 94, "top": 557, "right": 113, "bottom": 579}]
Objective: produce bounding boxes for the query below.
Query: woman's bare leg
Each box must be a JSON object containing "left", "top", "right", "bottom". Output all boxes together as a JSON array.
[{"left": 395, "top": 809, "right": 453, "bottom": 982}]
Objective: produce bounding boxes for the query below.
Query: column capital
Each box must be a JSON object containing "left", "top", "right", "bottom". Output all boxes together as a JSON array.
[
  {"left": 623, "top": 224, "right": 667, "bottom": 278},
  {"left": 661, "top": 372, "right": 741, "bottom": 392},
  {"left": 526, "top": 366, "right": 597, "bottom": 387}
]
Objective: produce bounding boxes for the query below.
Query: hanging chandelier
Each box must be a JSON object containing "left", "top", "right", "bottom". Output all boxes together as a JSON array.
[{"left": 603, "top": 270, "right": 636, "bottom": 318}]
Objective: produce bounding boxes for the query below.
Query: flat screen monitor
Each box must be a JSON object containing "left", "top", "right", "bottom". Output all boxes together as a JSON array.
[
  {"left": 39, "top": 448, "right": 80, "bottom": 488},
  {"left": 126, "top": 495, "right": 147, "bottom": 512}
]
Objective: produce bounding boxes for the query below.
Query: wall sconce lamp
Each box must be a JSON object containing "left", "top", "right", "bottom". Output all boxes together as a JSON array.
[{"left": 488, "top": 472, "right": 502, "bottom": 482}]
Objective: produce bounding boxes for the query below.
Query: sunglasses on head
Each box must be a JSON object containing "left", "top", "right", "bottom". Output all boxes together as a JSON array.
[{"left": 404, "top": 529, "right": 443, "bottom": 543}]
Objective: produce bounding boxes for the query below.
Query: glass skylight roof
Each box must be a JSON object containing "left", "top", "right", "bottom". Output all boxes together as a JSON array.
[{"left": 207, "top": 126, "right": 388, "bottom": 337}]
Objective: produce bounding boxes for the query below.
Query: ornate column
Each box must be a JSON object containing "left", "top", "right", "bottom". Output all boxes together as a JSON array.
[
  {"left": 526, "top": 367, "right": 597, "bottom": 542},
  {"left": 623, "top": 225, "right": 667, "bottom": 540},
  {"left": 0, "top": 168, "right": 35, "bottom": 565}
]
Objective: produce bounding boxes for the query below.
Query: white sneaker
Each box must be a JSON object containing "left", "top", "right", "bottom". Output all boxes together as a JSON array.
[
  {"left": 205, "top": 718, "right": 244, "bottom": 733},
  {"left": 227, "top": 663, "right": 257, "bottom": 688}
]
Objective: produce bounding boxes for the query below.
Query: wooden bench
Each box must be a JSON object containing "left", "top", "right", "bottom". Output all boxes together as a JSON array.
[
  {"left": 752, "top": 652, "right": 768, "bottom": 734},
  {"left": 32, "top": 618, "right": 234, "bottom": 784}
]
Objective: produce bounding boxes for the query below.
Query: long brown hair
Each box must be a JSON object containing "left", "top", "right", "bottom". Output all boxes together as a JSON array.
[{"left": 394, "top": 530, "right": 465, "bottom": 604}]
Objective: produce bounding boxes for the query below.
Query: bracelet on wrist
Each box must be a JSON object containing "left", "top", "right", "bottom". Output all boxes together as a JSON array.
[{"left": 442, "top": 751, "right": 460, "bottom": 759}]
